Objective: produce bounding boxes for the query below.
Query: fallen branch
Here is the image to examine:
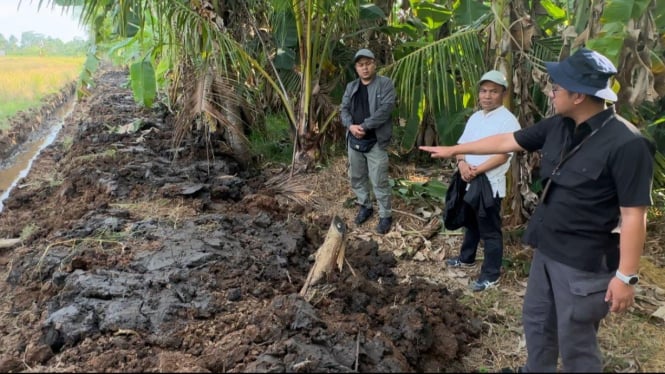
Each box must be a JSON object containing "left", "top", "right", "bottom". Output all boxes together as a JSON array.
[
  {"left": 0, "top": 238, "right": 21, "bottom": 249},
  {"left": 345, "top": 258, "right": 357, "bottom": 278},
  {"left": 392, "top": 208, "right": 428, "bottom": 222}
]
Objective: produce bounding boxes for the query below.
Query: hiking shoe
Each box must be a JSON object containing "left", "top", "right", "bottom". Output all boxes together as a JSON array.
[
  {"left": 355, "top": 206, "right": 374, "bottom": 225},
  {"left": 376, "top": 217, "right": 392, "bottom": 234},
  {"left": 470, "top": 279, "right": 499, "bottom": 292},
  {"left": 445, "top": 257, "right": 476, "bottom": 268}
]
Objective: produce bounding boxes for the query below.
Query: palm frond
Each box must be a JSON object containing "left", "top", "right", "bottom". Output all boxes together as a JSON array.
[
  {"left": 173, "top": 61, "right": 253, "bottom": 166},
  {"left": 383, "top": 30, "right": 485, "bottom": 119},
  {"left": 527, "top": 37, "right": 563, "bottom": 72},
  {"left": 264, "top": 172, "right": 321, "bottom": 208}
]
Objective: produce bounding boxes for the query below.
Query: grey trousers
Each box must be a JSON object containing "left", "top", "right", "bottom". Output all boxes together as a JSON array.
[
  {"left": 347, "top": 143, "right": 391, "bottom": 218},
  {"left": 523, "top": 249, "right": 612, "bottom": 372}
]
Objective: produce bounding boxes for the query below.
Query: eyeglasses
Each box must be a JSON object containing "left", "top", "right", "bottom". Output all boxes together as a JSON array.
[
  {"left": 546, "top": 77, "right": 563, "bottom": 95},
  {"left": 546, "top": 83, "right": 564, "bottom": 97}
]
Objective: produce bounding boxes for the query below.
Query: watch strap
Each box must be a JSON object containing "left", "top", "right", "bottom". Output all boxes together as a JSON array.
[{"left": 615, "top": 270, "right": 639, "bottom": 285}]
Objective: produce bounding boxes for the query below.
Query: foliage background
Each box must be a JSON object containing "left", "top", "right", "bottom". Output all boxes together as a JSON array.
[{"left": 40, "top": 0, "right": 665, "bottom": 221}]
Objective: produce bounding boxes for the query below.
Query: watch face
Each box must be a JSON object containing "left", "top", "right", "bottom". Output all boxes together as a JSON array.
[{"left": 629, "top": 276, "right": 639, "bottom": 285}]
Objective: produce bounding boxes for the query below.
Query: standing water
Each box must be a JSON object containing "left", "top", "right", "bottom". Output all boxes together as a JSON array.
[{"left": 0, "top": 98, "right": 76, "bottom": 213}]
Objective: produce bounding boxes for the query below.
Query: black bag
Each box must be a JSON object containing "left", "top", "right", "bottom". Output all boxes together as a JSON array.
[{"left": 348, "top": 136, "right": 377, "bottom": 152}]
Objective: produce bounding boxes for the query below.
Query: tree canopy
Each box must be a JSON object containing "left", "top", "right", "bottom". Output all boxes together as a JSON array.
[{"left": 0, "top": 31, "right": 87, "bottom": 56}]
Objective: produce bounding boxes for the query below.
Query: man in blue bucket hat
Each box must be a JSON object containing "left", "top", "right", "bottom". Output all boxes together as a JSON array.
[
  {"left": 420, "top": 48, "right": 654, "bottom": 371},
  {"left": 546, "top": 47, "right": 619, "bottom": 101}
]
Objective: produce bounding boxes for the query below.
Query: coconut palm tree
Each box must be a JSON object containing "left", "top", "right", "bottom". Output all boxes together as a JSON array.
[
  {"left": 50, "top": 0, "right": 392, "bottom": 173},
  {"left": 267, "top": 0, "right": 368, "bottom": 172},
  {"left": 44, "top": 0, "right": 665, "bottom": 222}
]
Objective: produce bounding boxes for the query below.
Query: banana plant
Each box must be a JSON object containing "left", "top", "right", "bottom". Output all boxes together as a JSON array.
[
  {"left": 545, "top": 0, "right": 665, "bottom": 189},
  {"left": 382, "top": 0, "right": 665, "bottom": 223},
  {"left": 44, "top": 0, "right": 665, "bottom": 201}
]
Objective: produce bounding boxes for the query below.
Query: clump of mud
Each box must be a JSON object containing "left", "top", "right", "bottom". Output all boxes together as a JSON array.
[{"left": 0, "top": 68, "right": 481, "bottom": 373}]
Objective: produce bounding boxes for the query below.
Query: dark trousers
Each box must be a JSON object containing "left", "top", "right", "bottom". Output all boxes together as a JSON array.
[
  {"left": 458, "top": 196, "right": 503, "bottom": 282},
  {"left": 523, "top": 249, "right": 612, "bottom": 372}
]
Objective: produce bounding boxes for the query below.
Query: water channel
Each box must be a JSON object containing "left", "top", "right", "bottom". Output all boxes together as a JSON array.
[{"left": 0, "top": 98, "right": 76, "bottom": 213}]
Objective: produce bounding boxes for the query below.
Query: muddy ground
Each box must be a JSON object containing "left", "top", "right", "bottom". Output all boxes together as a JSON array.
[
  {"left": 3, "top": 65, "right": 664, "bottom": 373},
  {"left": 0, "top": 67, "right": 487, "bottom": 373}
]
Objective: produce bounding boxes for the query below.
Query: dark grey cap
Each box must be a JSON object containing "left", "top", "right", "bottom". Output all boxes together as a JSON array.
[{"left": 354, "top": 48, "right": 375, "bottom": 63}]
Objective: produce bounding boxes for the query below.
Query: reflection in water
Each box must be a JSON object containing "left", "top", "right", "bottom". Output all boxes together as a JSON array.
[{"left": 0, "top": 99, "right": 75, "bottom": 213}]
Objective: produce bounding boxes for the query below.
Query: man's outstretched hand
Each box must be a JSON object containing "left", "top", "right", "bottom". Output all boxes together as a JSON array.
[{"left": 419, "top": 146, "right": 455, "bottom": 159}]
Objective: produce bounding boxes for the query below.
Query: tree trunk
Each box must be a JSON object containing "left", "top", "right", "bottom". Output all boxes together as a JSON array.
[{"left": 299, "top": 216, "right": 347, "bottom": 296}]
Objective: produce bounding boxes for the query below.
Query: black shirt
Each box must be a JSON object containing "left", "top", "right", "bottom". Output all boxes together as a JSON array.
[
  {"left": 352, "top": 83, "right": 376, "bottom": 140},
  {"left": 514, "top": 108, "right": 654, "bottom": 272}
]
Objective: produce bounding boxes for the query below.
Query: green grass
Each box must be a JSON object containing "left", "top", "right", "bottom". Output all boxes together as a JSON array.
[{"left": 248, "top": 113, "right": 293, "bottom": 164}]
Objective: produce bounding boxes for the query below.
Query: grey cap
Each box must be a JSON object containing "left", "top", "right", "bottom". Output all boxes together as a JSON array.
[
  {"left": 479, "top": 70, "right": 508, "bottom": 88},
  {"left": 354, "top": 48, "right": 375, "bottom": 63}
]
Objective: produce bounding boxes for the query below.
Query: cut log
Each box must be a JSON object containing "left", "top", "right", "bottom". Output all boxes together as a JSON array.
[
  {"left": 0, "top": 238, "right": 21, "bottom": 249},
  {"left": 299, "top": 216, "right": 347, "bottom": 296}
]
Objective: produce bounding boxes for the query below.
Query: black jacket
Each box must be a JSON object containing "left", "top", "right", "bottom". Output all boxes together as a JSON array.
[
  {"left": 443, "top": 171, "right": 468, "bottom": 230},
  {"left": 463, "top": 174, "right": 495, "bottom": 218},
  {"left": 444, "top": 172, "right": 495, "bottom": 230}
]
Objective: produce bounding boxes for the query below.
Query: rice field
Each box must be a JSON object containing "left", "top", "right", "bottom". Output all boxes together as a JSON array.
[{"left": 0, "top": 56, "right": 84, "bottom": 130}]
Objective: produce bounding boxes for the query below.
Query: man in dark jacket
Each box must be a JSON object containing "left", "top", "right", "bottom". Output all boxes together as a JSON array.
[{"left": 340, "top": 49, "right": 396, "bottom": 234}]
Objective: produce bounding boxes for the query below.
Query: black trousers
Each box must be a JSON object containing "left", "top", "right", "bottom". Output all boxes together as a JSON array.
[{"left": 458, "top": 196, "right": 503, "bottom": 282}]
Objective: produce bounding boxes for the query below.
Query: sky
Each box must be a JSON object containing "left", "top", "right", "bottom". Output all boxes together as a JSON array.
[{"left": 0, "top": 0, "right": 88, "bottom": 42}]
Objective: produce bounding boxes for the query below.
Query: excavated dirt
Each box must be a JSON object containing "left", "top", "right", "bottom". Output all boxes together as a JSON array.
[{"left": 0, "top": 68, "right": 484, "bottom": 372}]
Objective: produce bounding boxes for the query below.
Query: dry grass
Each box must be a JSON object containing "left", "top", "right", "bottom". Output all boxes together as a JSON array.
[{"left": 110, "top": 198, "right": 198, "bottom": 229}]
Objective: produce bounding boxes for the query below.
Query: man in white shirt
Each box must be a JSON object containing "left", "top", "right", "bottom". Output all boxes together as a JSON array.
[{"left": 446, "top": 70, "right": 521, "bottom": 292}]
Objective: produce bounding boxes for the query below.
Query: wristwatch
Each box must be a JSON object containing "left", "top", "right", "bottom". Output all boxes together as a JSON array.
[{"left": 615, "top": 270, "right": 639, "bottom": 285}]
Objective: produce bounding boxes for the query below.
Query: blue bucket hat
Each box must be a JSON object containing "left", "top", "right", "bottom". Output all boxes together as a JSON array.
[{"left": 545, "top": 48, "right": 618, "bottom": 101}]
